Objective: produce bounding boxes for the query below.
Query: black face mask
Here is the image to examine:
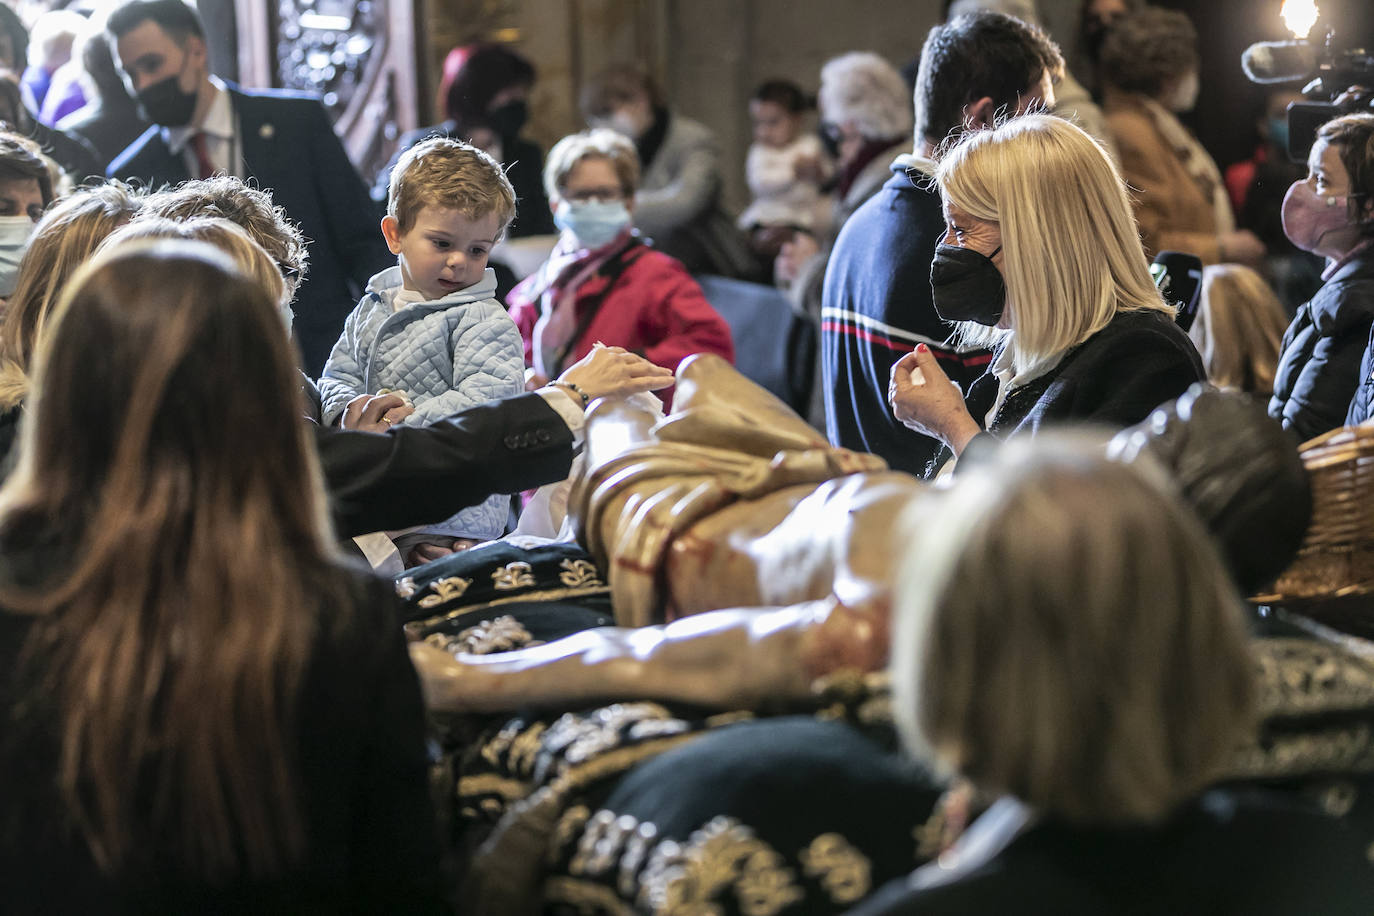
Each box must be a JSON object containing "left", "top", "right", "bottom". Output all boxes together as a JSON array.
[
  {"left": 486, "top": 99, "right": 528, "bottom": 140},
  {"left": 930, "top": 243, "right": 1006, "bottom": 326},
  {"left": 136, "top": 73, "right": 198, "bottom": 127}
]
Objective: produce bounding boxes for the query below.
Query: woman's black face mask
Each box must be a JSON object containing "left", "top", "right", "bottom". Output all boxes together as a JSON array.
[{"left": 929, "top": 243, "right": 1006, "bottom": 326}]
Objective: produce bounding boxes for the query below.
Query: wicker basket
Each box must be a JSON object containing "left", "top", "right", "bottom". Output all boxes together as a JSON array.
[{"left": 1255, "top": 425, "right": 1374, "bottom": 609}]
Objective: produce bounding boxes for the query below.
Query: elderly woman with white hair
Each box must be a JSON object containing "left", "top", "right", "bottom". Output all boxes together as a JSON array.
[{"left": 889, "top": 113, "right": 1204, "bottom": 467}]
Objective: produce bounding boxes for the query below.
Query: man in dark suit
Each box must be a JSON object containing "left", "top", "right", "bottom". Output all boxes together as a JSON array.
[{"left": 103, "top": 0, "right": 392, "bottom": 375}]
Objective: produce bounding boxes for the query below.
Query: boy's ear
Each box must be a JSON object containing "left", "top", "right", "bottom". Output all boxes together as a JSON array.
[{"left": 380, "top": 215, "right": 403, "bottom": 255}]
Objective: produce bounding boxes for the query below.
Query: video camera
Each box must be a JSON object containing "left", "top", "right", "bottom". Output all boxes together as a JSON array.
[{"left": 1241, "top": 1, "right": 1374, "bottom": 163}]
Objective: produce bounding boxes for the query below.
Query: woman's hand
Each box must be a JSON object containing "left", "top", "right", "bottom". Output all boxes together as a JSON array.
[
  {"left": 556, "top": 344, "right": 675, "bottom": 403},
  {"left": 889, "top": 344, "right": 982, "bottom": 456},
  {"left": 341, "top": 393, "right": 414, "bottom": 432}
]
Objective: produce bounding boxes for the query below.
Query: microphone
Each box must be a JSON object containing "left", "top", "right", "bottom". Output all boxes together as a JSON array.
[
  {"left": 1241, "top": 40, "right": 1318, "bottom": 84},
  {"left": 1151, "top": 250, "right": 1204, "bottom": 333}
]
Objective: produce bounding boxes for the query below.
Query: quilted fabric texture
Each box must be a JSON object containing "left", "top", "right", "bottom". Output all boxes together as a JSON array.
[{"left": 319, "top": 265, "right": 525, "bottom": 539}]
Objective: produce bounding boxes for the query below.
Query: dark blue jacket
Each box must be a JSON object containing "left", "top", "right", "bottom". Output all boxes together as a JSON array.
[
  {"left": 1270, "top": 250, "right": 1374, "bottom": 441},
  {"left": 107, "top": 84, "right": 393, "bottom": 375},
  {"left": 820, "top": 159, "right": 991, "bottom": 477}
]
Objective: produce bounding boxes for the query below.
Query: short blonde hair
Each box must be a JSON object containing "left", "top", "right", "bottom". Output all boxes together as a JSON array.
[
  {"left": 817, "top": 51, "right": 913, "bottom": 141},
  {"left": 1191, "top": 265, "right": 1288, "bottom": 395},
  {"left": 100, "top": 216, "right": 288, "bottom": 316},
  {"left": 891, "top": 434, "right": 1255, "bottom": 825},
  {"left": 543, "top": 128, "right": 640, "bottom": 202},
  {"left": 386, "top": 136, "right": 516, "bottom": 236},
  {"left": 936, "top": 113, "right": 1172, "bottom": 376}
]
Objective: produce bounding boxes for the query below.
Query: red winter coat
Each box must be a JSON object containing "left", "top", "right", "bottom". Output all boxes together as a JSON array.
[{"left": 507, "top": 241, "right": 734, "bottom": 404}]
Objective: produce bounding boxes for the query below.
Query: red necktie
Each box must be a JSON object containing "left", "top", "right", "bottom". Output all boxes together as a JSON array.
[{"left": 188, "top": 132, "right": 216, "bottom": 180}]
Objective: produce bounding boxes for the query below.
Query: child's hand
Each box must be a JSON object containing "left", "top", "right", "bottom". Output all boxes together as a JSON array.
[
  {"left": 775, "top": 230, "right": 820, "bottom": 286},
  {"left": 525, "top": 371, "right": 550, "bottom": 392},
  {"left": 793, "top": 153, "right": 824, "bottom": 183}
]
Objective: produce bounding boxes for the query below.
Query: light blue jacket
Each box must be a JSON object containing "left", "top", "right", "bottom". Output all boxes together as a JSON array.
[{"left": 319, "top": 265, "right": 524, "bottom": 540}]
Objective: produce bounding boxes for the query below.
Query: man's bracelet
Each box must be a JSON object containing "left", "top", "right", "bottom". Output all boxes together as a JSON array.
[{"left": 550, "top": 380, "right": 590, "bottom": 406}]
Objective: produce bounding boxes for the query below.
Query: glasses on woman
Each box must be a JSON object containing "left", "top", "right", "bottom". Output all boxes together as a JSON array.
[{"left": 563, "top": 186, "right": 625, "bottom": 204}]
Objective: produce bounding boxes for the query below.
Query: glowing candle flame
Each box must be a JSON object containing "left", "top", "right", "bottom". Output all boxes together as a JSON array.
[{"left": 1281, "top": 0, "right": 1320, "bottom": 39}]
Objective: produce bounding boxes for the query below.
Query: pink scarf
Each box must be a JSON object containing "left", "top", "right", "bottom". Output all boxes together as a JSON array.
[{"left": 530, "top": 229, "right": 636, "bottom": 378}]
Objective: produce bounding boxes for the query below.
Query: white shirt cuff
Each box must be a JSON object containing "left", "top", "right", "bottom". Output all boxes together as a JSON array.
[{"left": 536, "top": 387, "right": 585, "bottom": 448}]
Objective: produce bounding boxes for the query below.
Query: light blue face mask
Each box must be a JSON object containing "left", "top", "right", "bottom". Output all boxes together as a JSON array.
[
  {"left": 554, "top": 199, "right": 632, "bottom": 250},
  {"left": 0, "top": 215, "right": 33, "bottom": 298}
]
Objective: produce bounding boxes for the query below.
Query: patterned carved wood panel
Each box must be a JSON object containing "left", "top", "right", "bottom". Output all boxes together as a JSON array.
[{"left": 235, "top": 0, "right": 420, "bottom": 182}]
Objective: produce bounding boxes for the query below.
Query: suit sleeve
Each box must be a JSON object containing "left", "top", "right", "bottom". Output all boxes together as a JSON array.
[
  {"left": 314, "top": 392, "right": 574, "bottom": 537},
  {"left": 304, "top": 101, "right": 392, "bottom": 291}
]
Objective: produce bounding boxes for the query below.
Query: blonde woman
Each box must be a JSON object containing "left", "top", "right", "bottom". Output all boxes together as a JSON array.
[
  {"left": 0, "top": 239, "right": 444, "bottom": 911},
  {"left": 853, "top": 435, "right": 1372, "bottom": 914},
  {"left": 1191, "top": 264, "right": 1289, "bottom": 397},
  {"left": 888, "top": 114, "right": 1203, "bottom": 466}
]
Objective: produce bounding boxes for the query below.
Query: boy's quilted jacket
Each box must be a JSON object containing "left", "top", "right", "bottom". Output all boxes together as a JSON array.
[{"left": 319, "top": 265, "right": 524, "bottom": 540}]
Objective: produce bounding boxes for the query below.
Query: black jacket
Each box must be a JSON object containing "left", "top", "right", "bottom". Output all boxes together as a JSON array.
[
  {"left": 314, "top": 391, "right": 574, "bottom": 537},
  {"left": 964, "top": 308, "right": 1205, "bottom": 443},
  {"left": 1270, "top": 250, "right": 1374, "bottom": 441},
  {"left": 851, "top": 790, "right": 1374, "bottom": 916},
  {"left": 821, "top": 161, "right": 992, "bottom": 476},
  {"left": 0, "top": 563, "right": 443, "bottom": 914}
]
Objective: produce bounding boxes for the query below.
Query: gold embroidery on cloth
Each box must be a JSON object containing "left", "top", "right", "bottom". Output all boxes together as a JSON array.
[
  {"left": 409, "top": 584, "right": 611, "bottom": 632},
  {"left": 549, "top": 805, "right": 593, "bottom": 865},
  {"left": 395, "top": 576, "right": 418, "bottom": 599},
  {"left": 417, "top": 575, "right": 473, "bottom": 608},
  {"left": 636, "top": 816, "right": 803, "bottom": 916},
  {"left": 560, "top": 558, "right": 605, "bottom": 588},
  {"left": 455, "top": 773, "right": 531, "bottom": 802},
  {"left": 492, "top": 561, "right": 537, "bottom": 590},
  {"left": 544, "top": 876, "right": 638, "bottom": 916},
  {"left": 424, "top": 615, "right": 540, "bottom": 655},
  {"left": 799, "top": 833, "right": 871, "bottom": 904}
]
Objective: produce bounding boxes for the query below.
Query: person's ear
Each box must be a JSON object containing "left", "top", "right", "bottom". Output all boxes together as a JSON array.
[
  {"left": 963, "top": 96, "right": 996, "bottom": 131},
  {"left": 381, "top": 215, "right": 403, "bottom": 255}
]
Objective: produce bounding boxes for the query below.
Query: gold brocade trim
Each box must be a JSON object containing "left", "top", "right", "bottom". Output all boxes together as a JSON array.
[
  {"left": 457, "top": 772, "right": 534, "bottom": 802},
  {"left": 798, "top": 833, "right": 870, "bottom": 905},
  {"left": 417, "top": 575, "right": 473, "bottom": 608},
  {"left": 493, "top": 561, "right": 537, "bottom": 590},
  {"left": 559, "top": 558, "right": 605, "bottom": 588},
  {"left": 406, "top": 584, "right": 611, "bottom": 633},
  {"left": 636, "top": 816, "right": 804, "bottom": 916},
  {"left": 549, "top": 805, "right": 593, "bottom": 865},
  {"left": 544, "top": 876, "right": 637, "bottom": 916}
]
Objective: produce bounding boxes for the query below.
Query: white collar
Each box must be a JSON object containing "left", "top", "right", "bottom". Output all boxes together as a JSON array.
[{"left": 165, "top": 76, "right": 233, "bottom": 153}]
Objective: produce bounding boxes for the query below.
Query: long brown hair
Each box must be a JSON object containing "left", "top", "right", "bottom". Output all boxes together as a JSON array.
[
  {"left": 0, "top": 182, "right": 141, "bottom": 409},
  {"left": 0, "top": 239, "right": 341, "bottom": 879}
]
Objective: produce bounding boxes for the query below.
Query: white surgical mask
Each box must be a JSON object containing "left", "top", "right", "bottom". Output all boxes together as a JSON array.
[
  {"left": 0, "top": 215, "right": 35, "bottom": 297},
  {"left": 554, "top": 199, "right": 632, "bottom": 250}
]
